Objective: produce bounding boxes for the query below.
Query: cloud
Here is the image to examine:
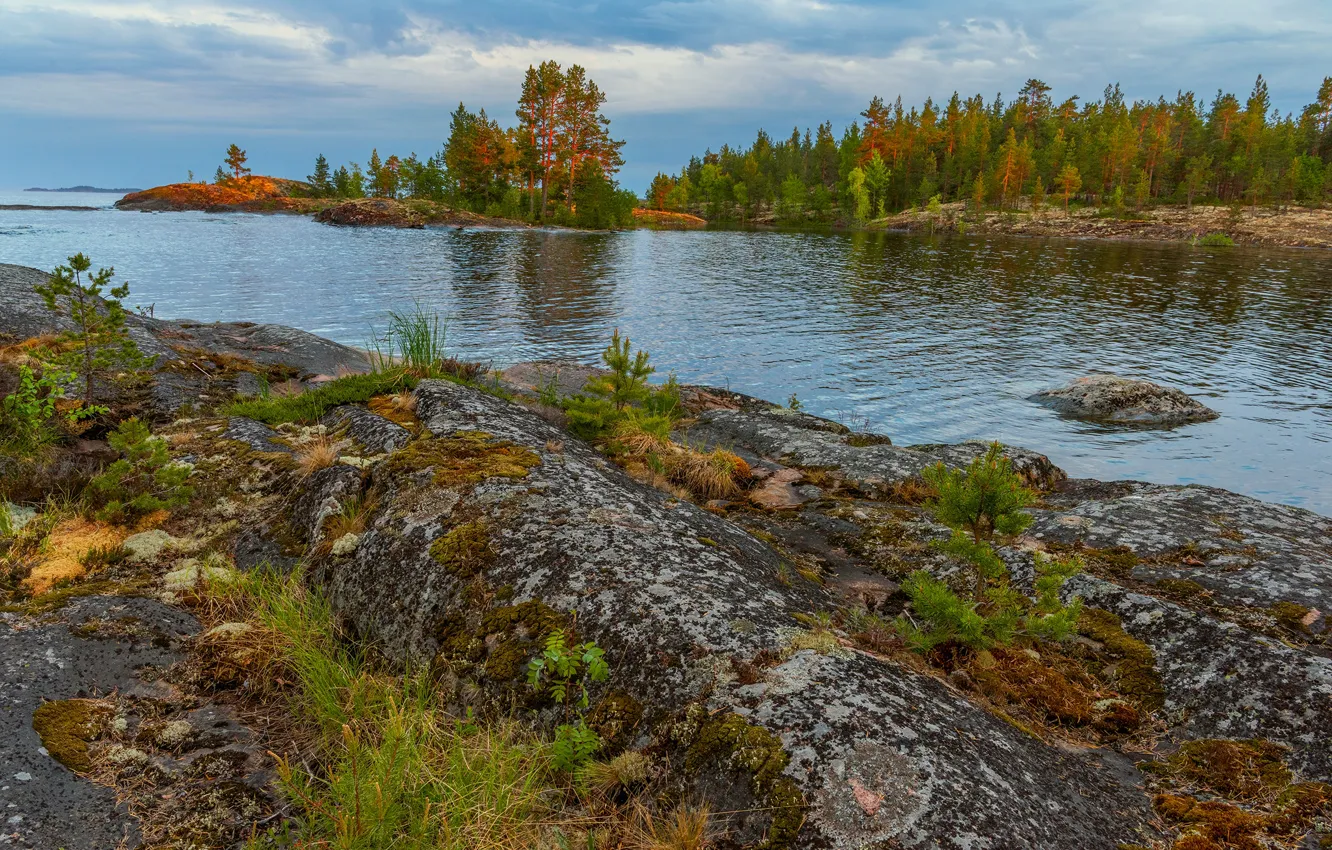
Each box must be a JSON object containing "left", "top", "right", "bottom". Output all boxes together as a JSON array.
[{"left": 0, "top": 0, "right": 1329, "bottom": 187}]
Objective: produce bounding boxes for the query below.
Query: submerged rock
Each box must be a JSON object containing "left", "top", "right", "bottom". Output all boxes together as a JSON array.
[{"left": 1032, "top": 374, "right": 1220, "bottom": 426}]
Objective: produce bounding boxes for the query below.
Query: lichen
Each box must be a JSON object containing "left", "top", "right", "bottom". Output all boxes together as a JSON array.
[
  {"left": 1078, "top": 607, "right": 1166, "bottom": 710},
  {"left": 429, "top": 520, "right": 493, "bottom": 579},
  {"left": 385, "top": 431, "right": 540, "bottom": 490},
  {"left": 32, "top": 698, "right": 111, "bottom": 772}
]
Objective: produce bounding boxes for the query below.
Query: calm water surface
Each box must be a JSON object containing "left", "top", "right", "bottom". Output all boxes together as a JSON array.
[{"left": 3, "top": 189, "right": 1331, "bottom": 514}]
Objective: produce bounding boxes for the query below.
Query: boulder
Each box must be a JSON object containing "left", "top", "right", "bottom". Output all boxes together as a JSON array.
[
  {"left": 318, "top": 378, "right": 1158, "bottom": 848},
  {"left": 1032, "top": 374, "right": 1219, "bottom": 426},
  {"left": 321, "top": 405, "right": 411, "bottom": 454}
]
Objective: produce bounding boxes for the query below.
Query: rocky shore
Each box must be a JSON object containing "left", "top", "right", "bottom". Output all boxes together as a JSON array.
[
  {"left": 2, "top": 261, "right": 1329, "bottom": 849},
  {"left": 873, "top": 202, "right": 1332, "bottom": 249}
]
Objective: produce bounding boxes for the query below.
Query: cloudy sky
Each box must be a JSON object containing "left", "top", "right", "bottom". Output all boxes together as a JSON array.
[{"left": 1, "top": 0, "right": 1328, "bottom": 192}]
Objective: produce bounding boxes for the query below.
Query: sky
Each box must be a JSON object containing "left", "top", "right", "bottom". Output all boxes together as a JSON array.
[{"left": 1, "top": 1, "right": 1329, "bottom": 193}]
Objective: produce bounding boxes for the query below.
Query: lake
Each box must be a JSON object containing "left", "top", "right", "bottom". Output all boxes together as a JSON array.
[{"left": 3, "top": 189, "right": 1331, "bottom": 515}]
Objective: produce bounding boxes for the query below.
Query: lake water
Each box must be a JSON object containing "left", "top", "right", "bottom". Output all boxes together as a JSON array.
[{"left": 3, "top": 189, "right": 1331, "bottom": 515}]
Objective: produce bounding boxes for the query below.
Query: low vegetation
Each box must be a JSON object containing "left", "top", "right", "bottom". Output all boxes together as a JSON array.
[{"left": 86, "top": 418, "right": 193, "bottom": 523}]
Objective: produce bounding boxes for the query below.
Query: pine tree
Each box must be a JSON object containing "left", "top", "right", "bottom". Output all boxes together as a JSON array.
[
  {"left": 225, "top": 144, "right": 250, "bottom": 179},
  {"left": 308, "top": 154, "right": 332, "bottom": 196},
  {"left": 1056, "top": 163, "right": 1081, "bottom": 212}
]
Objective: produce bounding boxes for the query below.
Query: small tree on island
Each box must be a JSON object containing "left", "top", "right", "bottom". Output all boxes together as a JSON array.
[
  {"left": 34, "top": 253, "right": 149, "bottom": 411},
  {"left": 225, "top": 144, "right": 250, "bottom": 179},
  {"left": 308, "top": 154, "right": 333, "bottom": 196}
]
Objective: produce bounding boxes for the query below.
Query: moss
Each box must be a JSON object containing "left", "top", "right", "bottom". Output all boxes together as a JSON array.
[
  {"left": 586, "top": 690, "right": 643, "bottom": 752},
  {"left": 439, "top": 600, "right": 567, "bottom": 684},
  {"left": 1270, "top": 601, "right": 1314, "bottom": 635},
  {"left": 1077, "top": 607, "right": 1166, "bottom": 711},
  {"left": 1145, "top": 739, "right": 1291, "bottom": 802},
  {"left": 844, "top": 433, "right": 893, "bottom": 448},
  {"left": 1154, "top": 577, "right": 1209, "bottom": 599},
  {"left": 682, "top": 710, "right": 807, "bottom": 849},
  {"left": 385, "top": 431, "right": 540, "bottom": 490},
  {"left": 32, "top": 698, "right": 111, "bottom": 772},
  {"left": 1153, "top": 794, "right": 1265, "bottom": 849},
  {"left": 429, "top": 520, "right": 493, "bottom": 579}
]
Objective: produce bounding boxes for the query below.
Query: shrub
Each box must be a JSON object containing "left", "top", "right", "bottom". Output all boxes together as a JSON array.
[
  {"left": 527, "top": 630, "right": 611, "bottom": 772},
  {"left": 33, "top": 253, "right": 150, "bottom": 410},
  {"left": 1, "top": 365, "right": 82, "bottom": 455},
  {"left": 1198, "top": 232, "right": 1236, "bottom": 247},
  {"left": 87, "top": 418, "right": 193, "bottom": 523},
  {"left": 565, "top": 332, "right": 680, "bottom": 443},
  {"left": 922, "top": 442, "right": 1035, "bottom": 542}
]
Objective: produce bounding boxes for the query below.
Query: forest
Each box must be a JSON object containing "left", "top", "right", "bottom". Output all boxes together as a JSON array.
[
  {"left": 648, "top": 76, "right": 1332, "bottom": 224},
  {"left": 292, "top": 60, "right": 638, "bottom": 228}
]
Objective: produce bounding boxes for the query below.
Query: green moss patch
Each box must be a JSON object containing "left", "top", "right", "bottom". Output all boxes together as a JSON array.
[
  {"left": 1077, "top": 608, "right": 1166, "bottom": 711},
  {"left": 1143, "top": 739, "right": 1292, "bottom": 802},
  {"left": 429, "top": 520, "right": 493, "bottom": 579},
  {"left": 33, "top": 698, "right": 112, "bottom": 772},
  {"left": 386, "top": 431, "right": 541, "bottom": 490},
  {"left": 586, "top": 690, "right": 643, "bottom": 752},
  {"left": 678, "top": 707, "right": 807, "bottom": 848},
  {"left": 438, "top": 599, "right": 567, "bottom": 685}
]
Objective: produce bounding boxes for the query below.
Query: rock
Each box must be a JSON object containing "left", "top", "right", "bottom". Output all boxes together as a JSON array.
[
  {"left": 690, "top": 407, "right": 1065, "bottom": 492},
  {"left": 290, "top": 464, "right": 363, "bottom": 544},
  {"left": 322, "top": 405, "right": 410, "bottom": 454},
  {"left": 1066, "top": 576, "right": 1332, "bottom": 777},
  {"left": 319, "top": 378, "right": 1156, "bottom": 848},
  {"left": 121, "top": 529, "right": 177, "bottom": 564},
  {"left": 1032, "top": 374, "right": 1220, "bottom": 426},
  {"left": 749, "top": 467, "right": 816, "bottom": 510},
  {"left": 222, "top": 417, "right": 291, "bottom": 454},
  {"left": 1031, "top": 480, "right": 1332, "bottom": 612}
]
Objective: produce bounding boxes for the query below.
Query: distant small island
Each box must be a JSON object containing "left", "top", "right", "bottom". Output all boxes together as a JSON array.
[{"left": 24, "top": 186, "right": 139, "bottom": 193}]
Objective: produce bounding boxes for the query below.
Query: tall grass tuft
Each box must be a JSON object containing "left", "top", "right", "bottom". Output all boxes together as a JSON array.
[{"left": 371, "top": 304, "right": 448, "bottom": 378}]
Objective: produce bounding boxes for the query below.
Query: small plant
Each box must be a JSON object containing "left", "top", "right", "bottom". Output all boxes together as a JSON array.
[
  {"left": 87, "top": 418, "right": 193, "bottom": 523},
  {"left": 1, "top": 364, "right": 96, "bottom": 455},
  {"left": 370, "top": 303, "right": 448, "bottom": 377},
  {"left": 1198, "top": 232, "right": 1236, "bottom": 247},
  {"left": 528, "top": 630, "right": 610, "bottom": 772},
  {"left": 564, "top": 333, "right": 680, "bottom": 443},
  {"left": 922, "top": 443, "right": 1035, "bottom": 542},
  {"left": 1027, "top": 553, "right": 1085, "bottom": 641},
  {"left": 295, "top": 436, "right": 341, "bottom": 477},
  {"left": 787, "top": 392, "right": 802, "bottom": 412},
  {"left": 34, "top": 253, "right": 150, "bottom": 410}
]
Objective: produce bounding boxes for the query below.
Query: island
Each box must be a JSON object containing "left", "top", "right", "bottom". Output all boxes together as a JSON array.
[{"left": 24, "top": 186, "right": 139, "bottom": 193}]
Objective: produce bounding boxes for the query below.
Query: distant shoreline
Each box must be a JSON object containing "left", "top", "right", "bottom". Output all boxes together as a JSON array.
[{"left": 23, "top": 186, "right": 138, "bottom": 193}]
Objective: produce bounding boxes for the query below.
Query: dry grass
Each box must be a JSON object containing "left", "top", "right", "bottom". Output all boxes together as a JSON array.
[
  {"left": 630, "top": 803, "right": 716, "bottom": 850},
  {"left": 295, "top": 437, "right": 341, "bottom": 477},
  {"left": 321, "top": 495, "right": 375, "bottom": 543},
  {"left": 368, "top": 391, "right": 419, "bottom": 428},
  {"left": 668, "top": 448, "right": 750, "bottom": 501}
]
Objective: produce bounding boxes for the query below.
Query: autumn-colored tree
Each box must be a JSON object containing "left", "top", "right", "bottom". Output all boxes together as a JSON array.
[
  {"left": 446, "top": 103, "right": 514, "bottom": 209},
  {"left": 1056, "top": 163, "right": 1081, "bottom": 211},
  {"left": 225, "top": 144, "right": 250, "bottom": 179},
  {"left": 646, "top": 173, "right": 675, "bottom": 210}
]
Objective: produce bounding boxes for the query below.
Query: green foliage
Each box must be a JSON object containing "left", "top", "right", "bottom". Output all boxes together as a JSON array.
[
  {"left": 33, "top": 253, "right": 150, "bottom": 410},
  {"left": 787, "top": 392, "right": 802, "bottom": 412},
  {"left": 225, "top": 371, "right": 418, "bottom": 426},
  {"left": 922, "top": 442, "right": 1035, "bottom": 542},
  {"left": 563, "top": 331, "right": 681, "bottom": 444},
  {"left": 528, "top": 630, "right": 611, "bottom": 772},
  {"left": 1, "top": 365, "right": 75, "bottom": 455},
  {"left": 1198, "top": 232, "right": 1237, "bottom": 247},
  {"left": 370, "top": 305, "right": 448, "bottom": 376},
  {"left": 87, "top": 418, "right": 193, "bottom": 523},
  {"left": 896, "top": 571, "right": 992, "bottom": 651},
  {"left": 1028, "top": 553, "right": 1085, "bottom": 641}
]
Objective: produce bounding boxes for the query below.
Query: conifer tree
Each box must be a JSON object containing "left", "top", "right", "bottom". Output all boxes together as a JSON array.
[
  {"left": 225, "top": 144, "right": 250, "bottom": 179},
  {"left": 308, "top": 154, "right": 332, "bottom": 196}
]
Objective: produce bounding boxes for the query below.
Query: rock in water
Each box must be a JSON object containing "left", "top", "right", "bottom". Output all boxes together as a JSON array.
[{"left": 1032, "top": 374, "right": 1219, "bottom": 426}]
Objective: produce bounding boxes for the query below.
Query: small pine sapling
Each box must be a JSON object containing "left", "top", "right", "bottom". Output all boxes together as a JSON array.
[
  {"left": 528, "top": 630, "right": 611, "bottom": 772},
  {"left": 88, "top": 418, "right": 193, "bottom": 523},
  {"left": 922, "top": 442, "right": 1035, "bottom": 542},
  {"left": 1026, "top": 553, "right": 1084, "bottom": 641},
  {"left": 590, "top": 329, "right": 653, "bottom": 411},
  {"left": 34, "top": 253, "right": 149, "bottom": 411}
]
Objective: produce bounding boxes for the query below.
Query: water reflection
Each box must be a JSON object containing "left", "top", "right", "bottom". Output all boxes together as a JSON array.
[{"left": 1, "top": 201, "right": 1330, "bottom": 513}]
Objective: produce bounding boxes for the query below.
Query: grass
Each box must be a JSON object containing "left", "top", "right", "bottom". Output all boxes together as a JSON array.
[
  {"left": 295, "top": 436, "right": 342, "bottom": 477},
  {"left": 370, "top": 304, "right": 448, "bottom": 377},
  {"left": 203, "top": 568, "right": 718, "bottom": 850},
  {"left": 226, "top": 370, "right": 419, "bottom": 426},
  {"left": 1197, "top": 232, "right": 1237, "bottom": 247}
]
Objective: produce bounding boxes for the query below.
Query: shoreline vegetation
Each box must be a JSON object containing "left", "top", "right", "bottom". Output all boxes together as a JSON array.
[
  {"left": 3, "top": 258, "right": 1331, "bottom": 848},
  {"left": 102, "top": 69, "right": 1332, "bottom": 247}
]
